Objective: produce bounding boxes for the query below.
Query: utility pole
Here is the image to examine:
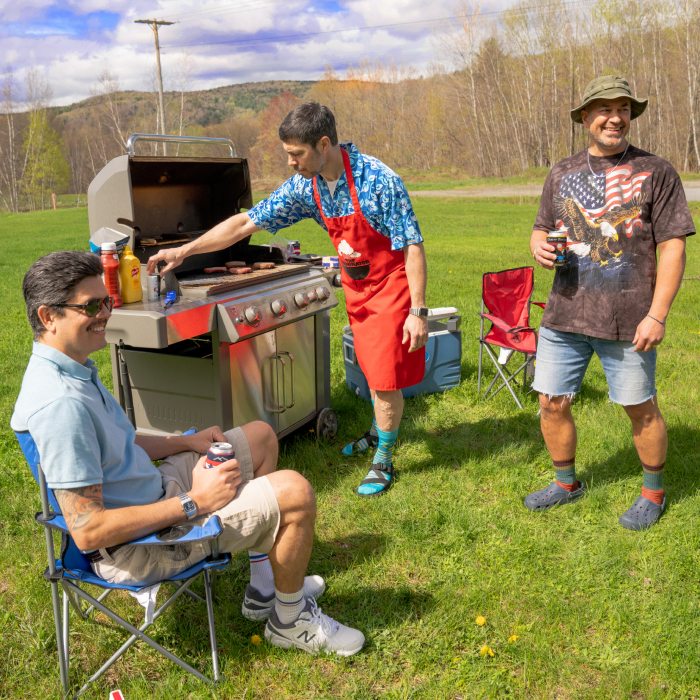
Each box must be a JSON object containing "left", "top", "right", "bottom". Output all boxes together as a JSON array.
[{"left": 135, "top": 18, "right": 174, "bottom": 153}]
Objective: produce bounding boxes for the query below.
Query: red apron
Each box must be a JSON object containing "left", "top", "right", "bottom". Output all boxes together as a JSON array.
[{"left": 312, "top": 148, "right": 425, "bottom": 390}]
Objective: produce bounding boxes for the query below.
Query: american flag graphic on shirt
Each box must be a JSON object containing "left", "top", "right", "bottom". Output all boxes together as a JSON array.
[{"left": 559, "top": 164, "right": 650, "bottom": 238}]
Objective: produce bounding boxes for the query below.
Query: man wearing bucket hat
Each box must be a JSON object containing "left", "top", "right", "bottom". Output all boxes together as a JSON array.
[{"left": 525, "top": 75, "right": 695, "bottom": 529}]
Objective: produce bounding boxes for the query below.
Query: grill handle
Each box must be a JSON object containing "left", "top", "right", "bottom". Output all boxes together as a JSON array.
[
  {"left": 126, "top": 133, "right": 237, "bottom": 157},
  {"left": 264, "top": 352, "right": 296, "bottom": 413}
]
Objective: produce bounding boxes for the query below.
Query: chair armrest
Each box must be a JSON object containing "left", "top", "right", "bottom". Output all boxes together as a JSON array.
[
  {"left": 127, "top": 515, "right": 224, "bottom": 547},
  {"left": 480, "top": 313, "right": 534, "bottom": 336},
  {"left": 36, "top": 512, "right": 70, "bottom": 533}
]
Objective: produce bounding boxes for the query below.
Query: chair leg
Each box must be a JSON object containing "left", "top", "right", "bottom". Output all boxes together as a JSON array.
[
  {"left": 481, "top": 345, "right": 525, "bottom": 409},
  {"left": 50, "top": 580, "right": 69, "bottom": 694},
  {"left": 70, "top": 577, "right": 212, "bottom": 696},
  {"left": 477, "top": 341, "right": 484, "bottom": 393},
  {"left": 204, "top": 569, "right": 221, "bottom": 682}
]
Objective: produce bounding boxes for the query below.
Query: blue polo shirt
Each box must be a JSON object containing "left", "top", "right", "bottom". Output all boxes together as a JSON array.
[
  {"left": 247, "top": 142, "right": 423, "bottom": 251},
  {"left": 11, "top": 343, "right": 164, "bottom": 507}
]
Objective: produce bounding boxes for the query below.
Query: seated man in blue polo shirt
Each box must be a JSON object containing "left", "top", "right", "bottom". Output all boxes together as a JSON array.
[{"left": 11, "top": 250, "right": 365, "bottom": 657}]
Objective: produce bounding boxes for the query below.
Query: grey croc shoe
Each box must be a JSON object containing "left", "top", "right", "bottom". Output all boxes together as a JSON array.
[
  {"left": 524, "top": 481, "right": 586, "bottom": 511},
  {"left": 618, "top": 495, "right": 666, "bottom": 531}
]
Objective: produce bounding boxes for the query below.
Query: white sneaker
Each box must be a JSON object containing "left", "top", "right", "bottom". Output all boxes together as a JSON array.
[
  {"left": 241, "top": 574, "right": 326, "bottom": 621},
  {"left": 264, "top": 598, "right": 365, "bottom": 656}
]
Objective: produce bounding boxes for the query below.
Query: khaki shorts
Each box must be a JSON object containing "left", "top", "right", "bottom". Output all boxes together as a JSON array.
[{"left": 93, "top": 427, "right": 280, "bottom": 586}]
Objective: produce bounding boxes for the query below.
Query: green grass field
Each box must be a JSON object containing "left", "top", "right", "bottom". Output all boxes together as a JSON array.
[{"left": 0, "top": 200, "right": 699, "bottom": 699}]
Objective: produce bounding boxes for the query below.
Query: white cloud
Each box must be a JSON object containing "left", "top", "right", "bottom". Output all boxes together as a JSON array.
[{"left": 1, "top": 0, "right": 512, "bottom": 107}]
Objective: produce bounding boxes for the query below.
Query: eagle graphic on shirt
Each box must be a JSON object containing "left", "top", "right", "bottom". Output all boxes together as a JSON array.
[
  {"left": 554, "top": 194, "right": 645, "bottom": 266},
  {"left": 555, "top": 164, "right": 650, "bottom": 268}
]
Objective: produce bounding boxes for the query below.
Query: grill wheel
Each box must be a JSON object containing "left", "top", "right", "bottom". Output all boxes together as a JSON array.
[{"left": 315, "top": 407, "right": 338, "bottom": 441}]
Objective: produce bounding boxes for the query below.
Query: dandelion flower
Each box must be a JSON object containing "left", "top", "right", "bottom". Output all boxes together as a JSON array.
[
  {"left": 250, "top": 634, "right": 262, "bottom": 646},
  {"left": 475, "top": 615, "right": 487, "bottom": 626},
  {"left": 479, "top": 644, "right": 495, "bottom": 657},
  {"left": 508, "top": 634, "right": 519, "bottom": 643}
]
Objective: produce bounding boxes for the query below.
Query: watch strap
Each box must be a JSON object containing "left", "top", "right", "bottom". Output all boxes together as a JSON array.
[{"left": 409, "top": 307, "right": 429, "bottom": 317}]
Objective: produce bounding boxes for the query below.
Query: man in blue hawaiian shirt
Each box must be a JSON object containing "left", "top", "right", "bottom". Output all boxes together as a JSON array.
[{"left": 148, "top": 103, "right": 429, "bottom": 498}]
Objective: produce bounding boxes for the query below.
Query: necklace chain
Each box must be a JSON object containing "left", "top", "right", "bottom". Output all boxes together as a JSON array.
[{"left": 587, "top": 143, "right": 630, "bottom": 194}]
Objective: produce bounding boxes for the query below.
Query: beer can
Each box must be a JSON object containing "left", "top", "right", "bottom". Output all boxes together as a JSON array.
[
  {"left": 146, "top": 274, "right": 161, "bottom": 301},
  {"left": 546, "top": 232, "right": 568, "bottom": 267},
  {"left": 287, "top": 240, "right": 301, "bottom": 257},
  {"left": 205, "top": 442, "right": 235, "bottom": 468}
]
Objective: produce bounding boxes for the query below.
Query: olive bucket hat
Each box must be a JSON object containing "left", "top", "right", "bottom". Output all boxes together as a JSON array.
[{"left": 570, "top": 75, "right": 648, "bottom": 123}]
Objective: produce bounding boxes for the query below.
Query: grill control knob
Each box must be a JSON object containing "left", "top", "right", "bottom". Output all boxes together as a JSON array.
[
  {"left": 293, "top": 293, "right": 308, "bottom": 308},
  {"left": 244, "top": 306, "right": 261, "bottom": 324},
  {"left": 270, "top": 299, "right": 287, "bottom": 317},
  {"left": 306, "top": 289, "right": 318, "bottom": 302},
  {"left": 316, "top": 286, "right": 330, "bottom": 301}
]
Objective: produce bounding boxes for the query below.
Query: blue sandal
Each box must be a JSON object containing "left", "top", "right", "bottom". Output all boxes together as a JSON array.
[
  {"left": 356, "top": 463, "right": 395, "bottom": 497},
  {"left": 341, "top": 431, "right": 378, "bottom": 456}
]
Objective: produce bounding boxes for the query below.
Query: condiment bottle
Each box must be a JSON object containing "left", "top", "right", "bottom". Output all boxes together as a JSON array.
[
  {"left": 118, "top": 245, "right": 142, "bottom": 303},
  {"left": 101, "top": 242, "right": 122, "bottom": 308}
]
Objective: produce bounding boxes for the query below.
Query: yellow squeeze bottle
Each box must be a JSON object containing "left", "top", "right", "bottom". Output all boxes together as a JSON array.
[{"left": 118, "top": 245, "right": 143, "bottom": 303}]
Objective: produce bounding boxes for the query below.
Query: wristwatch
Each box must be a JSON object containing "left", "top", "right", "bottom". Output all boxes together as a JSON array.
[
  {"left": 409, "top": 307, "right": 429, "bottom": 317},
  {"left": 178, "top": 492, "right": 198, "bottom": 520}
]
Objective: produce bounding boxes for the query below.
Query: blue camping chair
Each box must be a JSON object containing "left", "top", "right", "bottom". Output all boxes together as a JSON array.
[{"left": 15, "top": 430, "right": 231, "bottom": 698}]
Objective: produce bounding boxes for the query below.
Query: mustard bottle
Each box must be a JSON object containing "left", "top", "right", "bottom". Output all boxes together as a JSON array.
[{"left": 118, "top": 245, "right": 143, "bottom": 303}]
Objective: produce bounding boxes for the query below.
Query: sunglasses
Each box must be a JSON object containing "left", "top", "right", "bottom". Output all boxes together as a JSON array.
[{"left": 53, "top": 296, "right": 114, "bottom": 317}]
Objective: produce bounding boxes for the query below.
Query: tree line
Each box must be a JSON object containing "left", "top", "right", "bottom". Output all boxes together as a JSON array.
[{"left": 1, "top": 0, "right": 698, "bottom": 212}]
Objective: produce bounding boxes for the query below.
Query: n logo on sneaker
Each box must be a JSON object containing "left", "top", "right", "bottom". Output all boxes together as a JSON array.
[{"left": 297, "top": 631, "right": 316, "bottom": 644}]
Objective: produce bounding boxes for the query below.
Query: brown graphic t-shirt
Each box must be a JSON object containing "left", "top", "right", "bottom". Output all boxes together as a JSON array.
[{"left": 534, "top": 146, "right": 695, "bottom": 341}]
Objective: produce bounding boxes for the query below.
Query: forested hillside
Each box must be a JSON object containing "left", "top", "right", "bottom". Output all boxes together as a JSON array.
[{"left": 1, "top": 0, "right": 699, "bottom": 211}]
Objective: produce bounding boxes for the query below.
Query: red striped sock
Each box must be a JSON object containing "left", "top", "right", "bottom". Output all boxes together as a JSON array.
[
  {"left": 641, "top": 486, "right": 665, "bottom": 505},
  {"left": 553, "top": 458, "right": 577, "bottom": 492}
]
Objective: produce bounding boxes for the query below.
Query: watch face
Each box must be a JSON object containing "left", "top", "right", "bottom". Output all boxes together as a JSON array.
[{"left": 179, "top": 494, "right": 197, "bottom": 519}]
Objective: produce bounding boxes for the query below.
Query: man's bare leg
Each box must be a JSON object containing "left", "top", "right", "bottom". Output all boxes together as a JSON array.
[
  {"left": 524, "top": 394, "right": 583, "bottom": 510},
  {"left": 355, "top": 389, "right": 404, "bottom": 496},
  {"left": 620, "top": 399, "right": 667, "bottom": 524}
]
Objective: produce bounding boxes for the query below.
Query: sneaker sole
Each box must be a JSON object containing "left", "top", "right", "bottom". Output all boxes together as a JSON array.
[{"left": 264, "top": 627, "right": 364, "bottom": 657}]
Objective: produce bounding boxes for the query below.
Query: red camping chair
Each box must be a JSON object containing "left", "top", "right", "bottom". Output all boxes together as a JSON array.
[{"left": 477, "top": 266, "right": 545, "bottom": 409}]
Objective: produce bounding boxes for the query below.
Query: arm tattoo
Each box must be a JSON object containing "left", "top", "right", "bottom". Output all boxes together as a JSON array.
[{"left": 55, "top": 485, "right": 105, "bottom": 532}]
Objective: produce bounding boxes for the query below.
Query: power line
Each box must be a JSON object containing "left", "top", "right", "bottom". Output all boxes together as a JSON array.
[{"left": 164, "top": 0, "right": 596, "bottom": 51}]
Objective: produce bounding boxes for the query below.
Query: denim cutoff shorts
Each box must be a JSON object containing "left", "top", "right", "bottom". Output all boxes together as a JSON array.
[{"left": 532, "top": 326, "right": 657, "bottom": 406}]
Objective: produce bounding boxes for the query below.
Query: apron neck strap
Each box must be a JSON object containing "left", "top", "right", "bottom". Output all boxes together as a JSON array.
[{"left": 312, "top": 146, "right": 360, "bottom": 222}]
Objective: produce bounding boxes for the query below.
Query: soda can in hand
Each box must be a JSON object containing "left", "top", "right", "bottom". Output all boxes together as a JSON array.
[{"left": 205, "top": 442, "right": 235, "bottom": 468}]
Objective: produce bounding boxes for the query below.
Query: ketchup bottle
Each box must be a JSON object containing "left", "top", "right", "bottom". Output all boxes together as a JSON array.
[{"left": 101, "top": 242, "right": 123, "bottom": 308}]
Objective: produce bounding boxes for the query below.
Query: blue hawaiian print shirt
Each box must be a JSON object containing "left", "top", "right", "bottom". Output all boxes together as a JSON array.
[{"left": 247, "top": 142, "right": 423, "bottom": 251}]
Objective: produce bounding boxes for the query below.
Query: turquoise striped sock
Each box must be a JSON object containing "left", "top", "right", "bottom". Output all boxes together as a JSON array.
[{"left": 372, "top": 427, "right": 399, "bottom": 465}]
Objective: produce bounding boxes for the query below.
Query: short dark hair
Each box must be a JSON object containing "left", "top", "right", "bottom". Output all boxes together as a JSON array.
[
  {"left": 278, "top": 103, "right": 338, "bottom": 147},
  {"left": 23, "top": 251, "right": 103, "bottom": 338}
]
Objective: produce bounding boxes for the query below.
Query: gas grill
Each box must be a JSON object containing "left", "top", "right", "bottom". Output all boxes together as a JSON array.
[{"left": 87, "top": 134, "right": 339, "bottom": 439}]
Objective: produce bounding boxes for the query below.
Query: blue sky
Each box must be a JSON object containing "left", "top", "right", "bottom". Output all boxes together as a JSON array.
[{"left": 0, "top": 1, "right": 514, "bottom": 107}]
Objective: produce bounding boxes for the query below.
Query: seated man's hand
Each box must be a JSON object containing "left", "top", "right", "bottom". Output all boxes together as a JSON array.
[
  {"left": 189, "top": 454, "right": 242, "bottom": 514},
  {"left": 184, "top": 425, "right": 227, "bottom": 454}
]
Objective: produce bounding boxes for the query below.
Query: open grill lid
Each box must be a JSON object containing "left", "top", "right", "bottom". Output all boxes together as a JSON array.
[{"left": 87, "top": 134, "right": 254, "bottom": 274}]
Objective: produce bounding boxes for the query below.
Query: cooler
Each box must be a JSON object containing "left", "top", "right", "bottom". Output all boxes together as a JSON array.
[{"left": 343, "top": 308, "right": 462, "bottom": 400}]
